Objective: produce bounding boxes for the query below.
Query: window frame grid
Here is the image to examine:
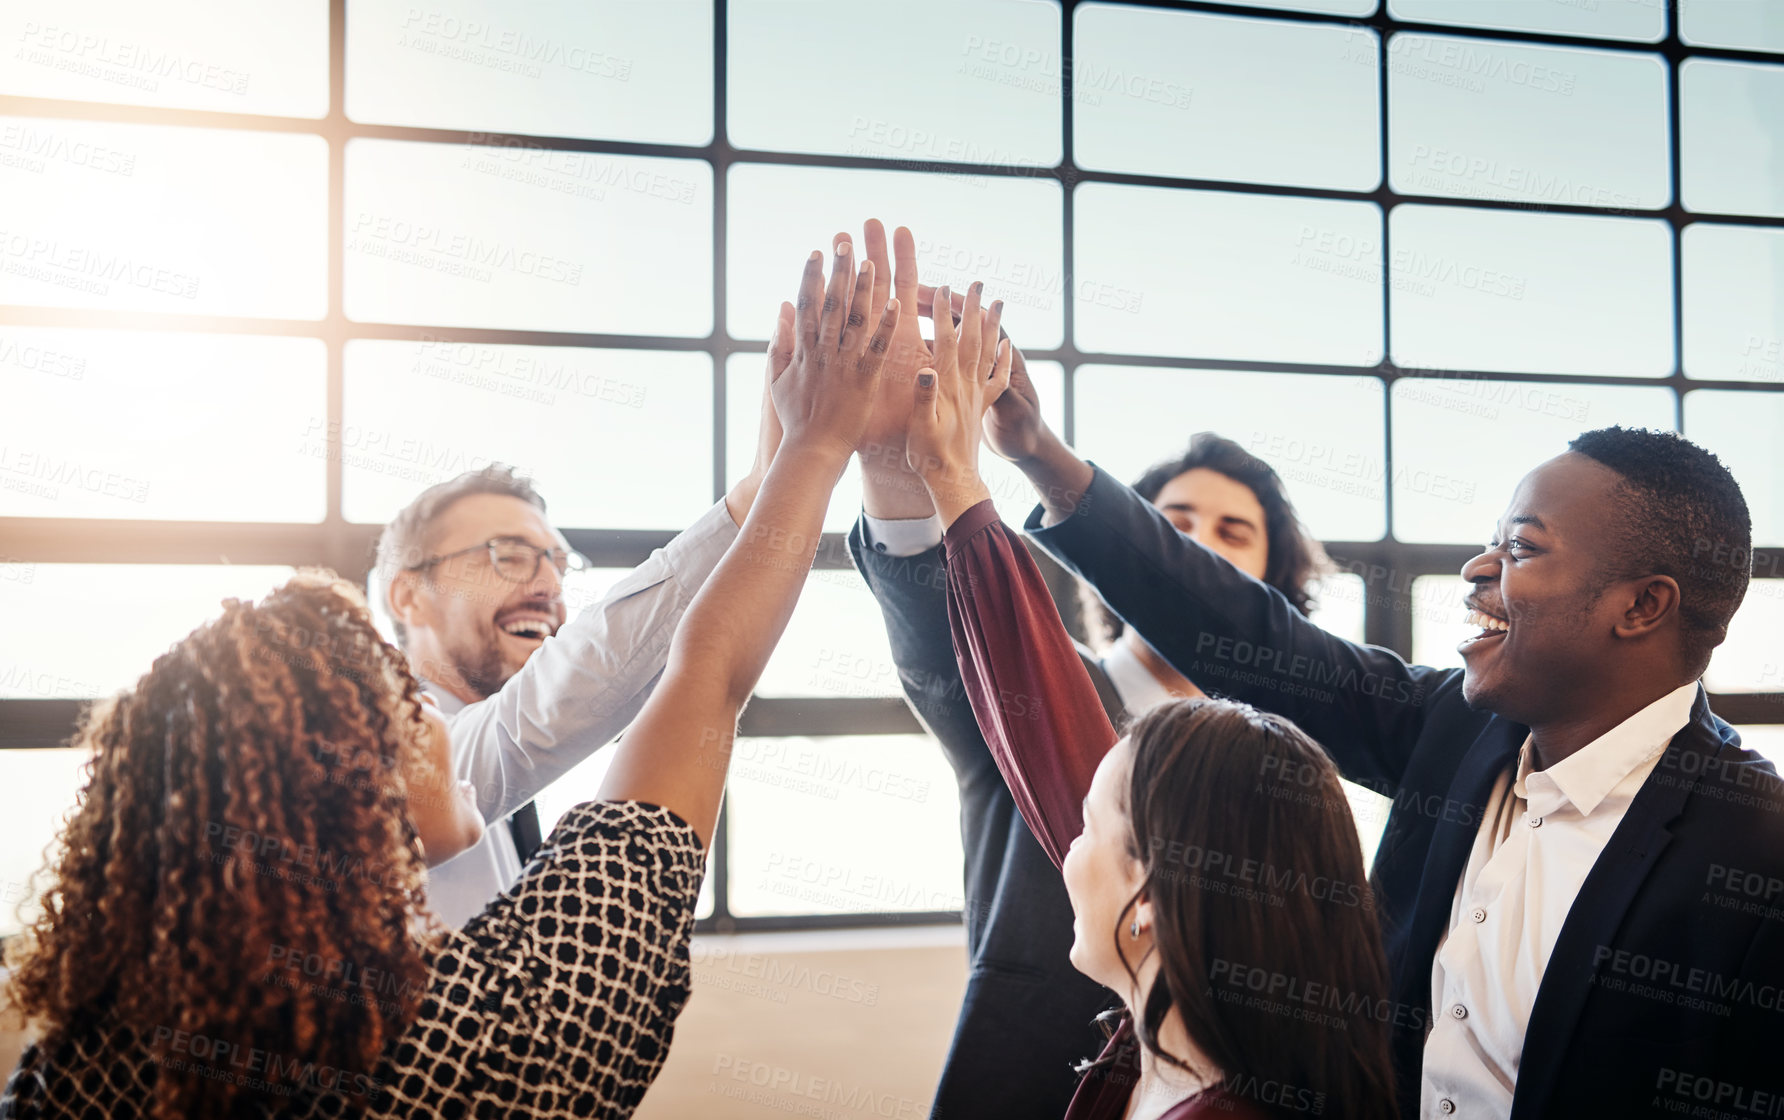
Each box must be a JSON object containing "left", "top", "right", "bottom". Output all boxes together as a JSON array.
[{"left": 1, "top": 0, "right": 1781, "bottom": 936}]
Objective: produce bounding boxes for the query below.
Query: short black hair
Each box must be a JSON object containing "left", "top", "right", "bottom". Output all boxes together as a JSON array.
[
  {"left": 1567, "top": 426, "right": 1750, "bottom": 674},
  {"left": 1081, "top": 432, "right": 1331, "bottom": 646}
]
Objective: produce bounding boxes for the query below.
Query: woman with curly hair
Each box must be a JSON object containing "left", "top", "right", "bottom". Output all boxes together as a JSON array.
[{"left": 1, "top": 242, "right": 920, "bottom": 1120}]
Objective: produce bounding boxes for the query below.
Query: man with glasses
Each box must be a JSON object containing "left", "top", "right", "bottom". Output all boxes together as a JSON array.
[{"left": 374, "top": 354, "right": 785, "bottom": 923}]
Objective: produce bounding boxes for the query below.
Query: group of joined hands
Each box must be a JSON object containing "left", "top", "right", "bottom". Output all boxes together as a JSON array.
[{"left": 740, "top": 217, "right": 1062, "bottom": 530}]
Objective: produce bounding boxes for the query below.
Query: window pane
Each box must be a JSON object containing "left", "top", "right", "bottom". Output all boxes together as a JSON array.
[
  {"left": 1075, "top": 184, "right": 1384, "bottom": 365},
  {"left": 1683, "top": 391, "right": 1784, "bottom": 547},
  {"left": 344, "top": 0, "right": 712, "bottom": 144},
  {"left": 726, "top": 163, "right": 1064, "bottom": 349},
  {"left": 1734, "top": 726, "right": 1784, "bottom": 765},
  {"left": 1410, "top": 574, "right": 1474, "bottom": 670},
  {"left": 1074, "top": 367, "right": 1387, "bottom": 542},
  {"left": 0, "top": 117, "right": 326, "bottom": 318},
  {"left": 1706, "top": 581, "right": 1784, "bottom": 694},
  {"left": 754, "top": 571, "right": 902, "bottom": 700},
  {"left": 726, "top": 735, "right": 962, "bottom": 917},
  {"left": 1681, "top": 0, "right": 1784, "bottom": 55},
  {"left": 0, "top": 0, "right": 327, "bottom": 117},
  {"left": 1391, "top": 379, "right": 1674, "bottom": 543},
  {"left": 1, "top": 327, "right": 324, "bottom": 522},
  {"left": 341, "top": 340, "right": 712, "bottom": 529},
  {"left": 1388, "top": 36, "right": 1668, "bottom": 209},
  {"left": 0, "top": 563, "right": 295, "bottom": 699},
  {"left": 1682, "top": 224, "right": 1784, "bottom": 383},
  {"left": 1073, "top": 6, "right": 1379, "bottom": 192},
  {"left": 728, "top": 0, "right": 1058, "bottom": 166},
  {"left": 1308, "top": 572, "right": 1369, "bottom": 646},
  {"left": 1682, "top": 59, "right": 1784, "bottom": 219},
  {"left": 0, "top": 747, "right": 93, "bottom": 937},
  {"left": 1388, "top": 0, "right": 1664, "bottom": 42},
  {"left": 344, "top": 138, "right": 712, "bottom": 335},
  {"left": 1389, "top": 205, "right": 1673, "bottom": 377}
]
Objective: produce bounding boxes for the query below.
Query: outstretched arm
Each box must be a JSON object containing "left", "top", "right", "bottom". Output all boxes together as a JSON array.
[
  {"left": 906, "top": 296, "right": 1117, "bottom": 868},
  {"left": 598, "top": 243, "right": 899, "bottom": 847}
]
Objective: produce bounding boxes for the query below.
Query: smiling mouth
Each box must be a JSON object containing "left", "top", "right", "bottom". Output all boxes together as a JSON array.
[
  {"left": 498, "top": 618, "right": 555, "bottom": 642},
  {"left": 1458, "top": 607, "right": 1509, "bottom": 653}
]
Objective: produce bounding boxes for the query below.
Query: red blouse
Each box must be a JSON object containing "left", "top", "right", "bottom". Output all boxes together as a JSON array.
[{"left": 942, "top": 499, "right": 1271, "bottom": 1120}]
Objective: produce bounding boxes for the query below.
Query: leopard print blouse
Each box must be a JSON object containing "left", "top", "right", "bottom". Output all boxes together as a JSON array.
[{"left": 1, "top": 800, "right": 703, "bottom": 1119}]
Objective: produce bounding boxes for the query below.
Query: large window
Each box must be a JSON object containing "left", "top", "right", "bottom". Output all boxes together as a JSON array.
[{"left": 3, "top": 0, "right": 1781, "bottom": 936}]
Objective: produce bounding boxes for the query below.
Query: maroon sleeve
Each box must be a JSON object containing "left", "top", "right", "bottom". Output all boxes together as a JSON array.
[{"left": 944, "top": 499, "right": 1120, "bottom": 869}]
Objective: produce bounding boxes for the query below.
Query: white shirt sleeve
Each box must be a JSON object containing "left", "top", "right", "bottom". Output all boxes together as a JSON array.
[
  {"left": 861, "top": 511, "right": 945, "bottom": 558},
  {"left": 446, "top": 499, "right": 739, "bottom": 823}
]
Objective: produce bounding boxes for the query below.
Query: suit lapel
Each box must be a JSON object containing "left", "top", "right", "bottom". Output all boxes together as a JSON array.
[
  {"left": 1509, "top": 687, "right": 1720, "bottom": 1118},
  {"left": 1396, "top": 718, "right": 1526, "bottom": 1012}
]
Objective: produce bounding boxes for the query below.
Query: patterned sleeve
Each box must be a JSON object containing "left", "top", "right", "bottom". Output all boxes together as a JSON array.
[{"left": 375, "top": 800, "right": 704, "bottom": 1119}]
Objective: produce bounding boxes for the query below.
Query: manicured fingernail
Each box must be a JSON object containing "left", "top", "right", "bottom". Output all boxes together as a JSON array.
[
  {"left": 918, "top": 372, "right": 935, "bottom": 388},
  {"left": 809, "top": 250, "right": 822, "bottom": 262},
  {"left": 993, "top": 300, "right": 1004, "bottom": 314},
  {"left": 971, "top": 281, "right": 983, "bottom": 296}
]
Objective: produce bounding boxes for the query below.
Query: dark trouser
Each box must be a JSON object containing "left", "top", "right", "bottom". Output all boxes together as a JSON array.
[{"left": 932, "top": 766, "right": 1117, "bottom": 1119}]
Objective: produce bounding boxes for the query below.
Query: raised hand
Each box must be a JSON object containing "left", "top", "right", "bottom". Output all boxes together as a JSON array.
[
  {"left": 906, "top": 281, "right": 1011, "bottom": 527},
  {"left": 854, "top": 222, "right": 934, "bottom": 482},
  {"left": 724, "top": 300, "right": 796, "bottom": 526},
  {"left": 916, "top": 282, "right": 1046, "bottom": 467},
  {"left": 770, "top": 239, "right": 901, "bottom": 463}
]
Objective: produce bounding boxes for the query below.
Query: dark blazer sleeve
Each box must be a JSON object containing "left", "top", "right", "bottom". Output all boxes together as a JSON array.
[
  {"left": 847, "top": 519, "right": 1001, "bottom": 782},
  {"left": 1024, "top": 464, "right": 1452, "bottom": 801}
]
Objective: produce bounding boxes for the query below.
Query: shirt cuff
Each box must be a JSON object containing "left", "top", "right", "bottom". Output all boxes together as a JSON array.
[{"left": 862, "top": 511, "right": 945, "bottom": 557}]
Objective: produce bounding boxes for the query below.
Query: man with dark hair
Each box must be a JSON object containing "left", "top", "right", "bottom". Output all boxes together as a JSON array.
[
  {"left": 376, "top": 313, "right": 793, "bottom": 926},
  {"left": 989, "top": 401, "right": 1782, "bottom": 1117}
]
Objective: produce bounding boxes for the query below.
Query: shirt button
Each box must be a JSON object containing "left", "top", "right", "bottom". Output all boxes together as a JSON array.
[
  {"left": 1451, "top": 1004, "right": 1468, "bottom": 1020},
  {"left": 1471, "top": 907, "right": 1487, "bottom": 923},
  {"left": 874, "top": 541, "right": 888, "bottom": 553},
  {"left": 1439, "top": 1099, "right": 1456, "bottom": 1115},
  {"left": 1529, "top": 815, "right": 1543, "bottom": 828}
]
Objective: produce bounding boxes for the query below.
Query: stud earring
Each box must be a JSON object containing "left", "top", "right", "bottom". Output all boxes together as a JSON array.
[{"left": 1130, "top": 919, "right": 1140, "bottom": 939}]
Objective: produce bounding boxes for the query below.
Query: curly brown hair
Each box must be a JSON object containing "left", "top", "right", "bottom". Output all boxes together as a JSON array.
[{"left": 4, "top": 571, "right": 440, "bottom": 1119}]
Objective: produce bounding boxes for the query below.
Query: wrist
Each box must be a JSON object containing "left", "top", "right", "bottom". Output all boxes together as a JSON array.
[
  {"left": 773, "top": 435, "right": 853, "bottom": 479},
  {"left": 859, "top": 457, "right": 936, "bottom": 520},
  {"left": 1014, "top": 429, "right": 1092, "bottom": 521},
  {"left": 925, "top": 473, "right": 994, "bottom": 530}
]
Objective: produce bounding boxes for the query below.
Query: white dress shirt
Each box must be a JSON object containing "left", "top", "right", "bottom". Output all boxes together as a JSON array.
[
  {"left": 422, "top": 499, "right": 738, "bottom": 927},
  {"left": 1420, "top": 680, "right": 1698, "bottom": 1118}
]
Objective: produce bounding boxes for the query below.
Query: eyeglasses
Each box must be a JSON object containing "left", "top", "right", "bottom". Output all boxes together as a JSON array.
[{"left": 406, "top": 537, "right": 589, "bottom": 584}]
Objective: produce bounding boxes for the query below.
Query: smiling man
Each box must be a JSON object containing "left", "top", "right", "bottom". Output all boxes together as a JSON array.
[
  {"left": 372, "top": 464, "right": 731, "bottom": 926},
  {"left": 996, "top": 420, "right": 1783, "bottom": 1119}
]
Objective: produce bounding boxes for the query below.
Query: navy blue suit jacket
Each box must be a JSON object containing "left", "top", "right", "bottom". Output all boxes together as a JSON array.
[{"left": 1026, "top": 466, "right": 1784, "bottom": 1118}]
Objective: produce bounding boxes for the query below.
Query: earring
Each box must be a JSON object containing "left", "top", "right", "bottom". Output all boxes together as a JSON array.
[{"left": 1130, "top": 919, "right": 1140, "bottom": 939}]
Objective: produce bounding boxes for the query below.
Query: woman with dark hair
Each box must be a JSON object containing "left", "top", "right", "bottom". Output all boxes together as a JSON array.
[
  {"left": 899, "top": 304, "right": 1397, "bottom": 1118},
  {"left": 0, "top": 243, "right": 918, "bottom": 1120},
  {"left": 1081, "top": 433, "right": 1331, "bottom": 701}
]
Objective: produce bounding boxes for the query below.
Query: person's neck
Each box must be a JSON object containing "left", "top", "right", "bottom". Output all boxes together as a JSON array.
[
  {"left": 1121, "top": 973, "right": 1219, "bottom": 1120},
  {"left": 406, "top": 644, "right": 485, "bottom": 707},
  {"left": 1525, "top": 674, "right": 1692, "bottom": 771},
  {"left": 1123, "top": 631, "right": 1205, "bottom": 700}
]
